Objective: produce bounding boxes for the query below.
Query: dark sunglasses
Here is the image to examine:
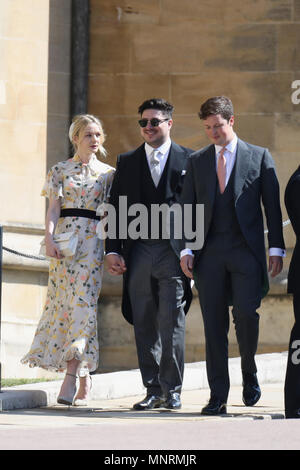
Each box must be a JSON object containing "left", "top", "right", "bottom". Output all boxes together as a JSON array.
[{"left": 138, "top": 118, "right": 169, "bottom": 128}]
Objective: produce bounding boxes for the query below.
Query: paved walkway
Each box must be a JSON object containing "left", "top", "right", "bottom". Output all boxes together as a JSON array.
[{"left": 1, "top": 353, "right": 299, "bottom": 450}]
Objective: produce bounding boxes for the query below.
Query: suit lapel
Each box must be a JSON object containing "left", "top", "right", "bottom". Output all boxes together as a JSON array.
[
  {"left": 192, "top": 145, "right": 216, "bottom": 239},
  {"left": 199, "top": 145, "right": 217, "bottom": 211},
  {"left": 128, "top": 144, "right": 145, "bottom": 203},
  {"left": 164, "top": 142, "right": 186, "bottom": 200},
  {"left": 206, "top": 145, "right": 217, "bottom": 207},
  {"left": 234, "top": 139, "right": 252, "bottom": 203}
]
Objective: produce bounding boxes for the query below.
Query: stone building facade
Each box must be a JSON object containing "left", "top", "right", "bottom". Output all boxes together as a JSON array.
[{"left": 0, "top": 0, "right": 299, "bottom": 378}]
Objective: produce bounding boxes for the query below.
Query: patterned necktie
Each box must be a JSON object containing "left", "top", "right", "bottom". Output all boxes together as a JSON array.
[
  {"left": 150, "top": 150, "right": 161, "bottom": 187},
  {"left": 217, "top": 147, "right": 226, "bottom": 194}
]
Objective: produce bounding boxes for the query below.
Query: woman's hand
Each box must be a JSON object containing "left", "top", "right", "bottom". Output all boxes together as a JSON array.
[
  {"left": 45, "top": 236, "right": 63, "bottom": 259},
  {"left": 105, "top": 253, "right": 126, "bottom": 275}
]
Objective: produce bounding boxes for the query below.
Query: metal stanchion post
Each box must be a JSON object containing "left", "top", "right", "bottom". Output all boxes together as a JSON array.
[{"left": 0, "top": 225, "right": 2, "bottom": 393}]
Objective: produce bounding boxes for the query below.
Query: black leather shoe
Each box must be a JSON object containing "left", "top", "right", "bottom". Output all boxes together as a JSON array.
[
  {"left": 242, "top": 372, "right": 261, "bottom": 406},
  {"left": 285, "top": 409, "right": 300, "bottom": 419},
  {"left": 163, "top": 392, "right": 182, "bottom": 410},
  {"left": 201, "top": 397, "right": 227, "bottom": 415},
  {"left": 133, "top": 395, "right": 164, "bottom": 410}
]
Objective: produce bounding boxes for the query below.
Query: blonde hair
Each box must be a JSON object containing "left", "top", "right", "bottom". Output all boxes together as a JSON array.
[{"left": 69, "top": 114, "right": 107, "bottom": 158}]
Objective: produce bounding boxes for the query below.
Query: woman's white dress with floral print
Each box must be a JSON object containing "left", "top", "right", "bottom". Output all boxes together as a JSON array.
[{"left": 21, "top": 155, "right": 115, "bottom": 373}]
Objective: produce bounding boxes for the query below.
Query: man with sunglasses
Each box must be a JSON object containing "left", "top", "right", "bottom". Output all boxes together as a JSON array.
[{"left": 105, "top": 98, "right": 193, "bottom": 410}]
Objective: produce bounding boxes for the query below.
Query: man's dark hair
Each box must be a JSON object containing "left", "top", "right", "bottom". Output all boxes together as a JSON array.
[
  {"left": 198, "top": 96, "right": 234, "bottom": 121},
  {"left": 138, "top": 98, "right": 174, "bottom": 118}
]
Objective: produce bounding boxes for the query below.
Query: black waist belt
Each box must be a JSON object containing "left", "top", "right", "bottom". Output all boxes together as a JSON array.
[{"left": 60, "top": 208, "right": 100, "bottom": 221}]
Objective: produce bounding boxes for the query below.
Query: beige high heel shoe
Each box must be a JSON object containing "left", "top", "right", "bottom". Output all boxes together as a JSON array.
[
  {"left": 74, "top": 373, "right": 92, "bottom": 406},
  {"left": 57, "top": 373, "right": 77, "bottom": 405}
]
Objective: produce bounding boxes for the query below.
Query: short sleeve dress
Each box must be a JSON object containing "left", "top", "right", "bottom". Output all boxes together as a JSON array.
[{"left": 21, "top": 154, "right": 115, "bottom": 373}]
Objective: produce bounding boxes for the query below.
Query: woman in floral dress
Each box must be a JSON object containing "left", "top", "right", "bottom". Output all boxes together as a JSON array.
[{"left": 22, "top": 114, "right": 115, "bottom": 406}]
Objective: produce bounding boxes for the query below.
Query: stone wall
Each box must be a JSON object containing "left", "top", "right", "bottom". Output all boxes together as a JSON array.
[{"left": 0, "top": 0, "right": 49, "bottom": 226}]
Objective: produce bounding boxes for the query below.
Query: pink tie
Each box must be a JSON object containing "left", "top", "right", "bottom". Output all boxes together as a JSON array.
[{"left": 217, "top": 148, "right": 226, "bottom": 194}]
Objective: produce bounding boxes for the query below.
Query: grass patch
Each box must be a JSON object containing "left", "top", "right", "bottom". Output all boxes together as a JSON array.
[{"left": 1, "top": 378, "right": 59, "bottom": 388}]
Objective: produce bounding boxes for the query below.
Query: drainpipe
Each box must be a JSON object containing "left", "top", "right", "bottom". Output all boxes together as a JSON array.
[{"left": 70, "top": 0, "right": 90, "bottom": 117}]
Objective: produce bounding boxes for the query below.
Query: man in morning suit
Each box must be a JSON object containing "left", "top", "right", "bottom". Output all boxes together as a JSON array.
[
  {"left": 105, "top": 98, "right": 193, "bottom": 410},
  {"left": 284, "top": 166, "right": 300, "bottom": 418},
  {"left": 180, "top": 96, "right": 285, "bottom": 415}
]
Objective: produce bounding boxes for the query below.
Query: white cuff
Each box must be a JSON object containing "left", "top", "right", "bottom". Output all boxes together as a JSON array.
[
  {"left": 180, "top": 249, "right": 194, "bottom": 258},
  {"left": 269, "top": 247, "right": 286, "bottom": 257}
]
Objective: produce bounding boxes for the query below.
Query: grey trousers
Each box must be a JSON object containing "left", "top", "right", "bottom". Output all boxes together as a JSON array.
[
  {"left": 194, "top": 231, "right": 262, "bottom": 401},
  {"left": 128, "top": 240, "right": 185, "bottom": 397}
]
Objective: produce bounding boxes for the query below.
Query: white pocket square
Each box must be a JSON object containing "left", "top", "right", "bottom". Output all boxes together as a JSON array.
[{"left": 181, "top": 170, "right": 186, "bottom": 175}]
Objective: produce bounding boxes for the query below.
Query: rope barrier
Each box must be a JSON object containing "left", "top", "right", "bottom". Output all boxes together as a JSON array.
[{"left": 2, "top": 246, "right": 46, "bottom": 261}]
